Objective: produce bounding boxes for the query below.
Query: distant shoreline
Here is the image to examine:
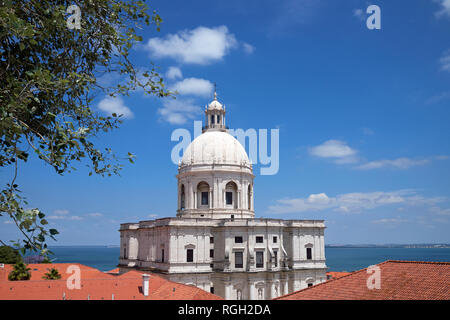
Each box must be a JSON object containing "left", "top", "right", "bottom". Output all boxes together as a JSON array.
[
  {"left": 325, "top": 244, "right": 450, "bottom": 249},
  {"left": 45, "top": 244, "right": 450, "bottom": 249}
]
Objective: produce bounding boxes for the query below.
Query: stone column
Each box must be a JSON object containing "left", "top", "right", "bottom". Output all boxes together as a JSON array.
[
  {"left": 248, "top": 281, "right": 256, "bottom": 300},
  {"left": 194, "top": 191, "right": 198, "bottom": 209},
  {"left": 209, "top": 189, "right": 212, "bottom": 209},
  {"left": 237, "top": 191, "right": 241, "bottom": 209},
  {"left": 177, "top": 184, "right": 180, "bottom": 210},
  {"left": 283, "top": 280, "right": 289, "bottom": 295},
  {"left": 224, "top": 283, "right": 232, "bottom": 300}
]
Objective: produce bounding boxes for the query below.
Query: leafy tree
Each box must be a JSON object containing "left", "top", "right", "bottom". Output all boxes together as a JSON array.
[
  {"left": 8, "top": 261, "right": 31, "bottom": 281},
  {"left": 0, "top": 245, "right": 23, "bottom": 264},
  {"left": 0, "top": 1, "right": 171, "bottom": 256},
  {"left": 42, "top": 267, "right": 61, "bottom": 280}
]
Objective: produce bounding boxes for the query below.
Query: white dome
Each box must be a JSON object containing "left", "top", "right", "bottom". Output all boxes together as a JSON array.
[
  {"left": 208, "top": 99, "right": 223, "bottom": 110},
  {"left": 181, "top": 131, "right": 250, "bottom": 166}
]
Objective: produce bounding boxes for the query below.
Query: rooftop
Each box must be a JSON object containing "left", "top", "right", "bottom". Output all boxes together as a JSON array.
[
  {"left": 276, "top": 260, "right": 450, "bottom": 300},
  {"left": 0, "top": 263, "right": 222, "bottom": 300}
]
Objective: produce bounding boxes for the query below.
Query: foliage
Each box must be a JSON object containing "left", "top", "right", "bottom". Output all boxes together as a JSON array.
[
  {"left": 8, "top": 261, "right": 31, "bottom": 281},
  {"left": 0, "top": 0, "right": 170, "bottom": 256},
  {"left": 42, "top": 267, "right": 61, "bottom": 280},
  {"left": 0, "top": 245, "right": 23, "bottom": 264},
  {"left": 23, "top": 254, "right": 51, "bottom": 263}
]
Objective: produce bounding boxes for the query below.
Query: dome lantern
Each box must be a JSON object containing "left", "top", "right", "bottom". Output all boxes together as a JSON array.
[{"left": 203, "top": 87, "right": 227, "bottom": 133}]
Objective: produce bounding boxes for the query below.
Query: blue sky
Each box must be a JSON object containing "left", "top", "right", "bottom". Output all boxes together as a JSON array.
[{"left": 1, "top": 0, "right": 450, "bottom": 245}]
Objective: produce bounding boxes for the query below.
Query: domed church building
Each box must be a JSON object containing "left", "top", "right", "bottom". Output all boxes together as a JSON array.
[{"left": 118, "top": 92, "right": 327, "bottom": 300}]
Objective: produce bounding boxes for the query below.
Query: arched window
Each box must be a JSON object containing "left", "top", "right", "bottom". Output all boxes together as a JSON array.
[
  {"left": 225, "top": 181, "right": 238, "bottom": 208},
  {"left": 305, "top": 278, "right": 315, "bottom": 288},
  {"left": 180, "top": 184, "right": 185, "bottom": 210},
  {"left": 197, "top": 182, "right": 210, "bottom": 208}
]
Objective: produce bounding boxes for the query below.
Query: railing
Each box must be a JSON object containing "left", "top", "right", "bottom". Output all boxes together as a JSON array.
[{"left": 202, "top": 125, "right": 229, "bottom": 130}]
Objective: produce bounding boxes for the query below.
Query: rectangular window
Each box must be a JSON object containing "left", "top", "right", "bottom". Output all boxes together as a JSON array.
[
  {"left": 274, "top": 250, "right": 278, "bottom": 267},
  {"left": 226, "top": 192, "right": 233, "bottom": 205},
  {"left": 308, "top": 283, "right": 313, "bottom": 288},
  {"left": 256, "top": 236, "right": 264, "bottom": 243},
  {"left": 211, "top": 115, "right": 215, "bottom": 124},
  {"left": 235, "top": 252, "right": 243, "bottom": 268},
  {"left": 273, "top": 236, "right": 277, "bottom": 243},
  {"left": 123, "top": 248, "right": 127, "bottom": 259},
  {"left": 161, "top": 249, "right": 165, "bottom": 263},
  {"left": 256, "top": 251, "right": 264, "bottom": 268},
  {"left": 210, "top": 236, "right": 214, "bottom": 244},
  {"left": 210, "top": 249, "right": 214, "bottom": 258},
  {"left": 186, "top": 249, "right": 194, "bottom": 262},
  {"left": 210, "top": 287, "right": 214, "bottom": 294},
  {"left": 306, "top": 247, "right": 312, "bottom": 260},
  {"left": 201, "top": 192, "right": 209, "bottom": 205},
  {"left": 235, "top": 236, "right": 243, "bottom": 243}
]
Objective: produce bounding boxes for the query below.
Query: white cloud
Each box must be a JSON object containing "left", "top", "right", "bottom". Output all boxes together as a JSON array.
[
  {"left": 371, "top": 218, "right": 408, "bottom": 224},
  {"left": 362, "top": 127, "right": 374, "bottom": 136},
  {"left": 306, "top": 193, "right": 330, "bottom": 205},
  {"left": 147, "top": 214, "right": 158, "bottom": 218},
  {"left": 3, "top": 220, "right": 13, "bottom": 224},
  {"left": 353, "top": 8, "right": 365, "bottom": 21},
  {"left": 356, "top": 156, "right": 448, "bottom": 170},
  {"left": 430, "top": 206, "right": 450, "bottom": 216},
  {"left": 53, "top": 209, "right": 69, "bottom": 215},
  {"left": 425, "top": 91, "right": 450, "bottom": 105},
  {"left": 48, "top": 215, "right": 83, "bottom": 221},
  {"left": 98, "top": 96, "right": 133, "bottom": 119},
  {"left": 242, "top": 42, "right": 255, "bottom": 54},
  {"left": 356, "top": 158, "right": 430, "bottom": 170},
  {"left": 166, "top": 66, "right": 183, "bottom": 80},
  {"left": 268, "top": 189, "right": 445, "bottom": 214},
  {"left": 157, "top": 98, "right": 201, "bottom": 125},
  {"left": 86, "top": 212, "right": 103, "bottom": 217},
  {"left": 309, "top": 140, "right": 358, "bottom": 164},
  {"left": 145, "top": 26, "right": 238, "bottom": 65},
  {"left": 440, "top": 49, "right": 450, "bottom": 72},
  {"left": 436, "top": 0, "right": 450, "bottom": 18},
  {"left": 170, "top": 78, "right": 214, "bottom": 97}
]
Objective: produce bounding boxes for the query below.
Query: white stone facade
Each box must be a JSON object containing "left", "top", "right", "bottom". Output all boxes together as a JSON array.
[
  {"left": 119, "top": 218, "right": 326, "bottom": 299},
  {"left": 118, "top": 92, "right": 327, "bottom": 299}
]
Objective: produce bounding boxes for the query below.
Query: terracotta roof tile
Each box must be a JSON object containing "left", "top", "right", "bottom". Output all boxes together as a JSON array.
[
  {"left": 276, "top": 260, "right": 450, "bottom": 300},
  {"left": 326, "top": 271, "right": 350, "bottom": 280},
  {"left": 0, "top": 263, "right": 222, "bottom": 300}
]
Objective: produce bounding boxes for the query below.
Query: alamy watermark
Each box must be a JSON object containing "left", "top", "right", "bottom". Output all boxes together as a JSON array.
[
  {"left": 66, "top": 4, "right": 81, "bottom": 30},
  {"left": 366, "top": 265, "right": 381, "bottom": 290},
  {"left": 366, "top": 5, "right": 381, "bottom": 30},
  {"left": 66, "top": 264, "right": 81, "bottom": 290},
  {"left": 171, "top": 121, "right": 279, "bottom": 176}
]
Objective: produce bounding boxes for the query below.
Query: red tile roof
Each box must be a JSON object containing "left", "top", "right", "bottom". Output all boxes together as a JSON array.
[
  {"left": 105, "top": 268, "right": 120, "bottom": 274},
  {"left": 276, "top": 260, "right": 450, "bottom": 300},
  {"left": 0, "top": 263, "right": 222, "bottom": 300},
  {"left": 326, "top": 271, "right": 350, "bottom": 280}
]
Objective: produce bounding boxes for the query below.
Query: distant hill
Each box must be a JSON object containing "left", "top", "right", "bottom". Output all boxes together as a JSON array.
[{"left": 326, "top": 244, "right": 450, "bottom": 248}]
